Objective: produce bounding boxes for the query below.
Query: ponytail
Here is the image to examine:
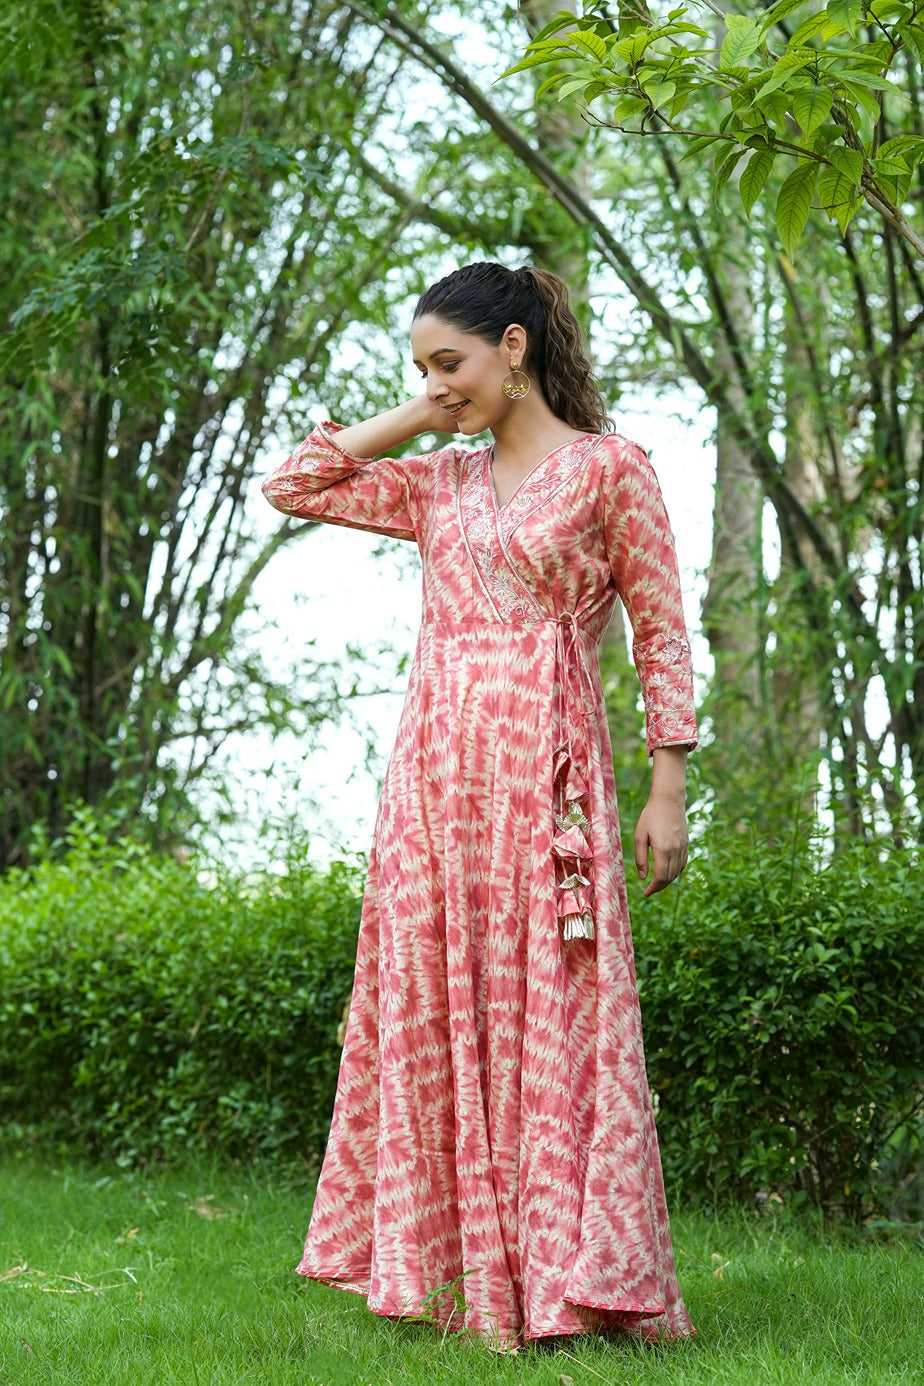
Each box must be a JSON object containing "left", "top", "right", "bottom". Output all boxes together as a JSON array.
[{"left": 413, "top": 262, "right": 612, "bottom": 434}]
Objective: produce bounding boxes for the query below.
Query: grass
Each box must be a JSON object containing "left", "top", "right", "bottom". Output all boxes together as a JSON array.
[{"left": 0, "top": 1157, "right": 921, "bottom": 1385}]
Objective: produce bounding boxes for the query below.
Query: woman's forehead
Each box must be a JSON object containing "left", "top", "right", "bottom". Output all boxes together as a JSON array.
[{"left": 410, "top": 314, "right": 511, "bottom": 358}]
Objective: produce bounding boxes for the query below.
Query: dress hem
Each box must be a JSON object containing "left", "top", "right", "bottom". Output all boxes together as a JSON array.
[{"left": 296, "top": 1265, "right": 696, "bottom": 1343}]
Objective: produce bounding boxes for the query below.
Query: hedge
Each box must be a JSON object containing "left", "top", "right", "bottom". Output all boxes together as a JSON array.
[
  {"left": 1, "top": 815, "right": 921, "bottom": 1217},
  {"left": 634, "top": 835, "right": 924, "bottom": 1220},
  {"left": 0, "top": 816, "right": 362, "bottom": 1168}
]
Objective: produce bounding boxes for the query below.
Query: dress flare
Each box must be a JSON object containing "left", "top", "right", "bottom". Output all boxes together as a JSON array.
[{"left": 262, "top": 423, "right": 698, "bottom": 1347}]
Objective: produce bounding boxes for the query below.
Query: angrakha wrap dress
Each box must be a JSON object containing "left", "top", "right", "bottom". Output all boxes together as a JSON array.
[{"left": 262, "top": 421, "right": 698, "bottom": 1348}]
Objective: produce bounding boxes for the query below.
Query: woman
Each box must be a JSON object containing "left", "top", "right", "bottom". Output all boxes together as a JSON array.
[{"left": 262, "top": 261, "right": 697, "bottom": 1350}]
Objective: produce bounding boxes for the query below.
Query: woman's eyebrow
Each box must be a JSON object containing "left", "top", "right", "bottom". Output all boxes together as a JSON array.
[{"left": 412, "top": 347, "right": 460, "bottom": 366}]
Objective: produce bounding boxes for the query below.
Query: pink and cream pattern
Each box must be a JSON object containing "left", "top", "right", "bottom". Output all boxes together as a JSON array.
[{"left": 262, "top": 422, "right": 697, "bottom": 1349}]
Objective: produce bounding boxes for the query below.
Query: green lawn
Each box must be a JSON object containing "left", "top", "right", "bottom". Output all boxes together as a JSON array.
[{"left": 0, "top": 1157, "right": 920, "bottom": 1384}]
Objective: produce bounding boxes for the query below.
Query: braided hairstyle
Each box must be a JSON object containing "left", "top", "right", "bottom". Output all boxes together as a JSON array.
[{"left": 413, "top": 262, "right": 612, "bottom": 434}]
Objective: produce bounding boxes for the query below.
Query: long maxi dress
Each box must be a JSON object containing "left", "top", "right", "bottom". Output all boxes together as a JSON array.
[{"left": 262, "top": 421, "right": 698, "bottom": 1349}]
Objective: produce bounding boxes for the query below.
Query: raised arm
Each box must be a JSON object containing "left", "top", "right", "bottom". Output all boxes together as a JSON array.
[{"left": 262, "top": 396, "right": 460, "bottom": 541}]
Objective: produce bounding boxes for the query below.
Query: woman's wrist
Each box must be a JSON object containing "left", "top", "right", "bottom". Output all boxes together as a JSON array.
[
  {"left": 327, "top": 396, "right": 449, "bottom": 460},
  {"left": 649, "top": 746, "right": 688, "bottom": 802}
]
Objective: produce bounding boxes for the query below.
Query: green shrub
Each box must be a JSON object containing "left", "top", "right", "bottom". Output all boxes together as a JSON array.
[
  {"left": 2, "top": 812, "right": 921, "bottom": 1219},
  {"left": 634, "top": 836, "right": 924, "bottom": 1219},
  {"left": 0, "top": 812, "right": 361, "bottom": 1166}
]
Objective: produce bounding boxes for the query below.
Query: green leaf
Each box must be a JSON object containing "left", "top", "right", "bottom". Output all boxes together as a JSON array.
[
  {"left": 680, "top": 133, "right": 725, "bottom": 162},
  {"left": 905, "top": 25, "right": 924, "bottom": 66},
  {"left": 666, "top": 86, "right": 693, "bottom": 119},
  {"left": 827, "top": 145, "right": 864, "bottom": 185},
  {"left": 790, "top": 11, "right": 842, "bottom": 43},
  {"left": 529, "top": 10, "right": 584, "bottom": 44},
  {"left": 640, "top": 75, "right": 678, "bottom": 107},
  {"left": 755, "top": 88, "right": 792, "bottom": 127},
  {"left": 756, "top": 48, "right": 817, "bottom": 99},
  {"left": 714, "top": 142, "right": 747, "bottom": 202},
  {"left": 535, "top": 72, "right": 570, "bottom": 99},
  {"left": 818, "top": 163, "right": 861, "bottom": 232},
  {"left": 879, "top": 134, "right": 924, "bottom": 168},
  {"left": 760, "top": 0, "right": 812, "bottom": 33},
  {"left": 500, "top": 38, "right": 568, "bottom": 79},
  {"left": 740, "top": 145, "right": 777, "bottom": 215},
  {"left": 837, "top": 79, "right": 881, "bottom": 145},
  {"left": 499, "top": 51, "right": 561, "bottom": 78},
  {"left": 614, "top": 32, "right": 651, "bottom": 64},
  {"left": 826, "top": 0, "right": 865, "bottom": 36},
  {"left": 873, "top": 158, "right": 912, "bottom": 205},
  {"left": 555, "top": 76, "right": 597, "bottom": 101},
  {"left": 869, "top": 0, "right": 910, "bottom": 19},
  {"left": 721, "top": 15, "right": 762, "bottom": 70},
  {"left": 569, "top": 29, "right": 609, "bottom": 62},
  {"left": 776, "top": 160, "right": 818, "bottom": 256},
  {"left": 792, "top": 85, "right": 834, "bottom": 135},
  {"left": 837, "top": 69, "right": 901, "bottom": 92},
  {"left": 611, "top": 94, "right": 650, "bottom": 121}
]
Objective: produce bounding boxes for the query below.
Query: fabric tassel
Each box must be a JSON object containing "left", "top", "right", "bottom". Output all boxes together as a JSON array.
[
  {"left": 552, "top": 824, "right": 592, "bottom": 860},
  {"left": 558, "top": 888, "right": 582, "bottom": 918},
  {"left": 552, "top": 743, "right": 571, "bottom": 779},
  {"left": 563, "top": 910, "right": 595, "bottom": 941},
  {"left": 556, "top": 802, "right": 590, "bottom": 833},
  {"left": 564, "top": 766, "right": 589, "bottom": 801},
  {"left": 559, "top": 872, "right": 590, "bottom": 891}
]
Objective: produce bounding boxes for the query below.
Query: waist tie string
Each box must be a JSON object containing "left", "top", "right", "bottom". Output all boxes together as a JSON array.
[{"left": 552, "top": 613, "right": 595, "bottom": 941}]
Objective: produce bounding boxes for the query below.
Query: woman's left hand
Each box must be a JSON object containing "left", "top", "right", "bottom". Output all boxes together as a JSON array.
[{"left": 634, "top": 793, "right": 689, "bottom": 898}]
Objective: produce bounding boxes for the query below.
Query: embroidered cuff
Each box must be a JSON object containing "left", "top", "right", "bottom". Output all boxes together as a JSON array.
[{"left": 633, "top": 633, "right": 698, "bottom": 756}]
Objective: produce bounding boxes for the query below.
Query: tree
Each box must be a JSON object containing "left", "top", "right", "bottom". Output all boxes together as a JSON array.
[
  {"left": 0, "top": 0, "right": 474, "bottom": 866},
  {"left": 508, "top": 0, "right": 924, "bottom": 257}
]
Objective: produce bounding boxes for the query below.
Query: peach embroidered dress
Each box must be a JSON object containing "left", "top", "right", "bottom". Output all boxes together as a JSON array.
[{"left": 262, "top": 422, "right": 697, "bottom": 1348}]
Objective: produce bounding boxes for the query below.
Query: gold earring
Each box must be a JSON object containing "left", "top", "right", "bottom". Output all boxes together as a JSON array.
[{"left": 502, "top": 362, "right": 531, "bottom": 400}]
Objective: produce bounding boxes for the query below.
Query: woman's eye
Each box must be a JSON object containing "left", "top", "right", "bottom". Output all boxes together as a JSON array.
[{"left": 443, "top": 361, "right": 460, "bottom": 372}]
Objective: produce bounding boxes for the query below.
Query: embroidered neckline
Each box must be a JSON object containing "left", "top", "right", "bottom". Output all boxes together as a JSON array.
[
  {"left": 488, "top": 434, "right": 596, "bottom": 513},
  {"left": 456, "top": 436, "right": 603, "bottom": 623}
]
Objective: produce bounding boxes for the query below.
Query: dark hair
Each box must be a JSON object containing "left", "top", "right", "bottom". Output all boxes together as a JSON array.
[{"left": 413, "top": 262, "right": 612, "bottom": 434}]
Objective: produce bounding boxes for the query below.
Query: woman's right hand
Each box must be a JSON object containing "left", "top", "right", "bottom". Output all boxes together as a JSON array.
[{"left": 407, "top": 393, "right": 461, "bottom": 436}]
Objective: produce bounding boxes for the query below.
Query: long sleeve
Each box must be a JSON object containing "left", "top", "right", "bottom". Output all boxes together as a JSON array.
[
  {"left": 602, "top": 436, "right": 697, "bottom": 755},
  {"left": 262, "top": 422, "right": 427, "bottom": 541}
]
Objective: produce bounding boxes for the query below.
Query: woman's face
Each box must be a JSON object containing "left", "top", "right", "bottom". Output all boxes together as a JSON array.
[{"left": 410, "top": 313, "right": 522, "bottom": 435}]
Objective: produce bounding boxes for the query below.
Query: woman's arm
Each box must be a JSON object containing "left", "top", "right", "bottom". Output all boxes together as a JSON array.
[
  {"left": 601, "top": 436, "right": 697, "bottom": 896},
  {"left": 634, "top": 746, "right": 689, "bottom": 897},
  {"left": 331, "top": 396, "right": 458, "bottom": 458},
  {"left": 261, "top": 396, "right": 459, "bottom": 540}
]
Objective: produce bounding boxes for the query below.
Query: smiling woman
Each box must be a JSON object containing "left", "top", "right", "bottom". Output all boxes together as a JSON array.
[{"left": 261, "top": 261, "right": 698, "bottom": 1352}]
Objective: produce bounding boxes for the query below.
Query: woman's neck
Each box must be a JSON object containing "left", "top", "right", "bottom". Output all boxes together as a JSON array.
[{"left": 490, "top": 398, "right": 585, "bottom": 466}]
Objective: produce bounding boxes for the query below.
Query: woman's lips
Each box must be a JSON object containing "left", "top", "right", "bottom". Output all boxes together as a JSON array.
[{"left": 445, "top": 400, "right": 469, "bottom": 418}]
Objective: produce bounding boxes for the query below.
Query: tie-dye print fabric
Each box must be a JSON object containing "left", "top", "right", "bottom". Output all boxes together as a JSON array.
[{"left": 262, "top": 423, "right": 697, "bottom": 1348}]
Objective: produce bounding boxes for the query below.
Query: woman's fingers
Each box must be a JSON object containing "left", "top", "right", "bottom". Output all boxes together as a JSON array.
[{"left": 642, "top": 841, "right": 689, "bottom": 897}]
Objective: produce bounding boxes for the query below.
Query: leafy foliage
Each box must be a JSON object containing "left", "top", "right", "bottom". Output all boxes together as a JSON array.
[
  {"left": 0, "top": 0, "right": 467, "bottom": 866},
  {"left": 1, "top": 811, "right": 920, "bottom": 1218},
  {"left": 505, "top": 0, "right": 924, "bottom": 257},
  {"left": 0, "top": 811, "right": 362, "bottom": 1166},
  {"left": 636, "top": 834, "right": 924, "bottom": 1219}
]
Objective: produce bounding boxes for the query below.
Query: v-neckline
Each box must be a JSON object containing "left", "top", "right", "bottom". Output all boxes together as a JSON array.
[{"left": 487, "top": 435, "right": 593, "bottom": 513}]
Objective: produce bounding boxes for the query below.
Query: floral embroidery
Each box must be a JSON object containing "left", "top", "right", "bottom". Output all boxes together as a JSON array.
[
  {"left": 457, "top": 438, "right": 601, "bottom": 623},
  {"left": 495, "top": 436, "right": 602, "bottom": 546},
  {"left": 457, "top": 450, "right": 542, "bottom": 621},
  {"left": 633, "top": 633, "right": 697, "bottom": 755}
]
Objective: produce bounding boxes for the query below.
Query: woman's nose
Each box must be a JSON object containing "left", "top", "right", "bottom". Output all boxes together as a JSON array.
[{"left": 427, "top": 376, "right": 448, "bottom": 400}]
